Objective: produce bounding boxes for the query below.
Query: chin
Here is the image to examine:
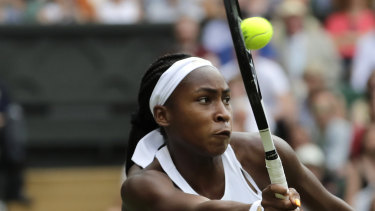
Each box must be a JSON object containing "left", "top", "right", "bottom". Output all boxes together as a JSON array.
[{"left": 209, "top": 140, "right": 229, "bottom": 156}]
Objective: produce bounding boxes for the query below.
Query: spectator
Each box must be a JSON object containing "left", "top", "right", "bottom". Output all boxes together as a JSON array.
[
  {"left": 310, "top": 88, "right": 353, "bottom": 196},
  {"left": 143, "top": 0, "right": 204, "bottom": 23},
  {"left": 237, "top": 0, "right": 278, "bottom": 59},
  {"left": 367, "top": 71, "right": 375, "bottom": 121},
  {"left": 23, "top": 0, "right": 44, "bottom": 24},
  {"left": 310, "top": 89, "right": 352, "bottom": 172},
  {"left": 96, "top": 0, "right": 142, "bottom": 24},
  {"left": 226, "top": 52, "right": 296, "bottom": 137},
  {"left": 0, "top": 82, "right": 11, "bottom": 203},
  {"left": 0, "top": 82, "right": 29, "bottom": 205},
  {"left": 350, "top": 30, "right": 375, "bottom": 93},
  {"left": 75, "top": 0, "right": 96, "bottom": 23},
  {"left": 345, "top": 123, "right": 375, "bottom": 211},
  {"left": 170, "top": 15, "right": 217, "bottom": 63},
  {"left": 295, "top": 142, "right": 327, "bottom": 211},
  {"left": 200, "top": 0, "right": 234, "bottom": 67},
  {"left": 285, "top": 123, "right": 311, "bottom": 150},
  {"left": 295, "top": 142, "right": 326, "bottom": 181},
  {"left": 0, "top": 0, "right": 26, "bottom": 24},
  {"left": 201, "top": 18, "right": 234, "bottom": 66},
  {"left": 349, "top": 71, "right": 375, "bottom": 159},
  {"left": 371, "top": 196, "right": 375, "bottom": 211},
  {"left": 310, "top": 0, "right": 334, "bottom": 22},
  {"left": 272, "top": 0, "right": 341, "bottom": 101},
  {"left": 325, "top": 0, "right": 375, "bottom": 81},
  {"left": 37, "top": 0, "right": 78, "bottom": 24},
  {"left": 238, "top": 0, "right": 272, "bottom": 18},
  {"left": 230, "top": 94, "right": 249, "bottom": 132},
  {"left": 299, "top": 62, "right": 335, "bottom": 133}
]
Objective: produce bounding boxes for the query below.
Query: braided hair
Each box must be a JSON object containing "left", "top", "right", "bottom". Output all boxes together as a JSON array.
[{"left": 125, "top": 53, "right": 192, "bottom": 173}]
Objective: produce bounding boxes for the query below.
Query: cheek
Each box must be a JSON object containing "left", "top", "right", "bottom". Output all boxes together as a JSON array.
[
  {"left": 183, "top": 106, "right": 213, "bottom": 129},
  {"left": 170, "top": 104, "right": 211, "bottom": 128}
]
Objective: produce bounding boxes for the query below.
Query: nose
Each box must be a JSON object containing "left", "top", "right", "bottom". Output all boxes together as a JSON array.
[{"left": 214, "top": 101, "right": 231, "bottom": 123}]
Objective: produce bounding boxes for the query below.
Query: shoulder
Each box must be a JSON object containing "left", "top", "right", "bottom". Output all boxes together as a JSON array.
[
  {"left": 122, "top": 169, "right": 172, "bottom": 203},
  {"left": 230, "top": 131, "right": 295, "bottom": 162},
  {"left": 122, "top": 159, "right": 176, "bottom": 210},
  {"left": 122, "top": 166, "right": 213, "bottom": 211},
  {"left": 122, "top": 167, "right": 189, "bottom": 211},
  {"left": 230, "top": 132, "right": 302, "bottom": 188},
  {"left": 229, "top": 132, "right": 266, "bottom": 178},
  {"left": 230, "top": 132, "right": 264, "bottom": 162}
]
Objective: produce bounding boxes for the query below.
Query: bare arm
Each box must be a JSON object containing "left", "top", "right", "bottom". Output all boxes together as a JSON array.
[
  {"left": 274, "top": 136, "right": 354, "bottom": 211},
  {"left": 121, "top": 169, "right": 251, "bottom": 211},
  {"left": 230, "top": 132, "right": 353, "bottom": 211},
  {"left": 123, "top": 155, "right": 301, "bottom": 211}
]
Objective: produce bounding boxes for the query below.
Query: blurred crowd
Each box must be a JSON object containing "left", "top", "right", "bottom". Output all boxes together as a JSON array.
[
  {"left": 165, "top": 0, "right": 375, "bottom": 210},
  {"left": 1, "top": 0, "right": 375, "bottom": 210},
  {"left": 0, "top": 0, "right": 206, "bottom": 24},
  {"left": 223, "top": 0, "right": 375, "bottom": 210}
]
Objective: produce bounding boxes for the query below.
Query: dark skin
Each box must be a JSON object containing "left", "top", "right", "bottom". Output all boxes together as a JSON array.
[{"left": 122, "top": 67, "right": 353, "bottom": 211}]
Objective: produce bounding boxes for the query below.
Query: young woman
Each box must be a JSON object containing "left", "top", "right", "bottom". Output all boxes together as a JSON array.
[{"left": 121, "top": 53, "right": 353, "bottom": 211}]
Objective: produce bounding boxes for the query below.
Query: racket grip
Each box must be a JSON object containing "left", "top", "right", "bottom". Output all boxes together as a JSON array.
[{"left": 265, "top": 157, "right": 288, "bottom": 199}]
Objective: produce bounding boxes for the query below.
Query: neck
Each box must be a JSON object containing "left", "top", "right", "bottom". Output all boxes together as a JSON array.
[{"left": 167, "top": 141, "right": 226, "bottom": 199}]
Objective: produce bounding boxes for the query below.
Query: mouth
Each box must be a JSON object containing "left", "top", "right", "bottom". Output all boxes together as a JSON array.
[{"left": 214, "top": 130, "right": 231, "bottom": 137}]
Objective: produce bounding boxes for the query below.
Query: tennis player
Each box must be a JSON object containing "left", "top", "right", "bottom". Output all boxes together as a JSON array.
[{"left": 121, "top": 53, "right": 353, "bottom": 211}]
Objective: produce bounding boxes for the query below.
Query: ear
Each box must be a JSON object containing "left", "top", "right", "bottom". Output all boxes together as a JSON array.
[{"left": 153, "top": 105, "right": 170, "bottom": 127}]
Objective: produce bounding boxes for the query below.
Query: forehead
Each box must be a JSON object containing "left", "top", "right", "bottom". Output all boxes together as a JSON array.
[{"left": 178, "top": 66, "right": 228, "bottom": 90}]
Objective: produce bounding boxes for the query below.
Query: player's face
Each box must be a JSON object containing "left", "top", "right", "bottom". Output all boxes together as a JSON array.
[{"left": 165, "top": 66, "right": 232, "bottom": 156}]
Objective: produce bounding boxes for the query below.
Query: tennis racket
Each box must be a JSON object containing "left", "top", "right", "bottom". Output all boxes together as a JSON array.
[{"left": 223, "top": 0, "right": 288, "bottom": 199}]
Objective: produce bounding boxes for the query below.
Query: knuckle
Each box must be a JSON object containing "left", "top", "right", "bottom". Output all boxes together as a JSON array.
[
  {"left": 288, "top": 188, "right": 300, "bottom": 197},
  {"left": 289, "top": 188, "right": 297, "bottom": 193}
]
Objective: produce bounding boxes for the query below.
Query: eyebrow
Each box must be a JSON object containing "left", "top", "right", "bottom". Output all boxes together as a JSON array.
[{"left": 195, "top": 87, "right": 231, "bottom": 94}]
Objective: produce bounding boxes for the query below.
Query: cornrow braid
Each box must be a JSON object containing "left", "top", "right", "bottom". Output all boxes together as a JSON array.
[{"left": 125, "top": 53, "right": 192, "bottom": 173}]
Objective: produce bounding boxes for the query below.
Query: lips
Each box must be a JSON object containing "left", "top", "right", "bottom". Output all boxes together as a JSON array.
[{"left": 214, "top": 130, "right": 231, "bottom": 137}]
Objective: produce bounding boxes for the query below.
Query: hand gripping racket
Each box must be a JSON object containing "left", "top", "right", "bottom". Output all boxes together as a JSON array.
[{"left": 223, "top": 0, "right": 288, "bottom": 199}]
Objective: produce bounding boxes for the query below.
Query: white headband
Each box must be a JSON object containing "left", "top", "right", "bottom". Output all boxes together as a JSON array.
[{"left": 149, "top": 57, "right": 215, "bottom": 115}]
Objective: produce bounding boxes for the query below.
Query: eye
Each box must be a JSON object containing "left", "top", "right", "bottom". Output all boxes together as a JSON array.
[
  {"left": 223, "top": 96, "right": 231, "bottom": 104},
  {"left": 198, "top": 97, "right": 210, "bottom": 104}
]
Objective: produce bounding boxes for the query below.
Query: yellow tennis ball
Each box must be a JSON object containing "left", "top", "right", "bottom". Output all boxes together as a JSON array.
[{"left": 240, "top": 17, "right": 273, "bottom": 50}]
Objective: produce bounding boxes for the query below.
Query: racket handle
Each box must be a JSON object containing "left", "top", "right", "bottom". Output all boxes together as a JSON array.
[
  {"left": 265, "top": 157, "right": 288, "bottom": 199},
  {"left": 259, "top": 128, "right": 288, "bottom": 199}
]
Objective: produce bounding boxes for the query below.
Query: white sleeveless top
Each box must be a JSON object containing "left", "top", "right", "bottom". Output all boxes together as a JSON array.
[
  {"left": 156, "top": 145, "right": 261, "bottom": 203},
  {"left": 132, "top": 129, "right": 262, "bottom": 204}
]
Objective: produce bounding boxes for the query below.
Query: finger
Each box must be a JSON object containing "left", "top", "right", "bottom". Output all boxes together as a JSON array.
[
  {"left": 261, "top": 198, "right": 296, "bottom": 210},
  {"left": 267, "top": 184, "right": 289, "bottom": 197},
  {"left": 263, "top": 206, "right": 300, "bottom": 211},
  {"left": 262, "top": 185, "right": 299, "bottom": 210},
  {"left": 263, "top": 208, "right": 279, "bottom": 211},
  {"left": 288, "top": 188, "right": 301, "bottom": 207}
]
